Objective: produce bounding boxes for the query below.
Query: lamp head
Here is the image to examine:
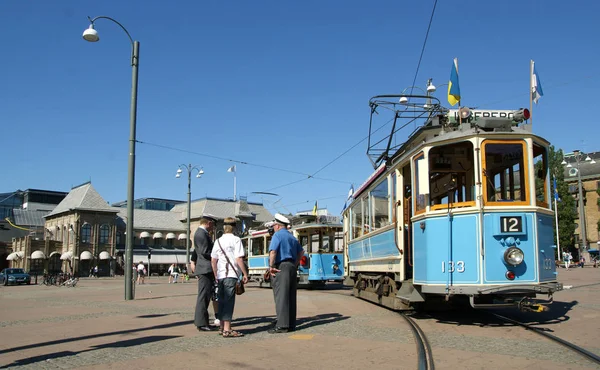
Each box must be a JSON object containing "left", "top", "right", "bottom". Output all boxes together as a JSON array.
[
  {"left": 175, "top": 173, "right": 181, "bottom": 178},
  {"left": 83, "top": 25, "right": 99, "bottom": 42},
  {"left": 196, "top": 172, "right": 202, "bottom": 178},
  {"left": 176, "top": 168, "right": 183, "bottom": 174},
  {"left": 199, "top": 169, "right": 205, "bottom": 175},
  {"left": 399, "top": 96, "right": 408, "bottom": 104},
  {"left": 427, "top": 84, "right": 436, "bottom": 93}
]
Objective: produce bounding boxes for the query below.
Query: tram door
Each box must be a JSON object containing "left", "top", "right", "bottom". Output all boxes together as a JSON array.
[{"left": 402, "top": 165, "right": 413, "bottom": 280}]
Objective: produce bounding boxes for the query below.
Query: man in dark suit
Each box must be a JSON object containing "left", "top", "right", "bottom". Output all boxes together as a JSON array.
[{"left": 191, "top": 214, "right": 218, "bottom": 331}]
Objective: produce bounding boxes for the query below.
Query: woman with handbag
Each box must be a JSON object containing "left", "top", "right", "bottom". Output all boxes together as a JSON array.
[{"left": 210, "top": 217, "right": 249, "bottom": 338}]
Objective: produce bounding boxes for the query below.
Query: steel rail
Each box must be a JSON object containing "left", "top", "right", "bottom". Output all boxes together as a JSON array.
[
  {"left": 400, "top": 313, "right": 435, "bottom": 370},
  {"left": 490, "top": 312, "right": 600, "bottom": 366}
]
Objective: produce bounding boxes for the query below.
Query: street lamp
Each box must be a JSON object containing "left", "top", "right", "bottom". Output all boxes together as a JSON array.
[
  {"left": 82, "top": 16, "right": 140, "bottom": 301},
  {"left": 176, "top": 165, "right": 204, "bottom": 267},
  {"left": 563, "top": 150, "right": 595, "bottom": 251}
]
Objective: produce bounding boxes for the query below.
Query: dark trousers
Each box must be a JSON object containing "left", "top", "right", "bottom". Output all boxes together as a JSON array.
[
  {"left": 272, "top": 261, "right": 297, "bottom": 329},
  {"left": 194, "top": 273, "right": 214, "bottom": 327}
]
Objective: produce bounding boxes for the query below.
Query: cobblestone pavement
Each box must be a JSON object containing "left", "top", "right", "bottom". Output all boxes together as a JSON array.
[{"left": 1, "top": 268, "right": 599, "bottom": 369}]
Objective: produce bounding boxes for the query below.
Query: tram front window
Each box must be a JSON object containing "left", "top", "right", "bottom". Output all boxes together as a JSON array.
[
  {"left": 482, "top": 141, "right": 527, "bottom": 203},
  {"left": 428, "top": 141, "right": 475, "bottom": 209}
]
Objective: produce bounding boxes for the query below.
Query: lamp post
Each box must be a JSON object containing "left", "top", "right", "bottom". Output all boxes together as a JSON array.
[
  {"left": 176, "top": 165, "right": 204, "bottom": 267},
  {"left": 563, "top": 150, "right": 596, "bottom": 252},
  {"left": 82, "top": 16, "right": 140, "bottom": 301}
]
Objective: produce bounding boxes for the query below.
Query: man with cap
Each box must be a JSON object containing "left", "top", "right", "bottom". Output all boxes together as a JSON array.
[
  {"left": 191, "top": 214, "right": 218, "bottom": 331},
  {"left": 267, "top": 213, "right": 304, "bottom": 333}
]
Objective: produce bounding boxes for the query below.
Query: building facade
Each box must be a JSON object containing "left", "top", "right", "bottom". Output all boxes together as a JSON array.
[
  {"left": 563, "top": 151, "right": 600, "bottom": 254},
  {"left": 7, "top": 183, "right": 274, "bottom": 277}
]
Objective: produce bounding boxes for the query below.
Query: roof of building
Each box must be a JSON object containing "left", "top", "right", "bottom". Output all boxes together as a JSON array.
[
  {"left": 114, "top": 208, "right": 186, "bottom": 231},
  {"left": 13, "top": 209, "right": 49, "bottom": 227},
  {"left": 170, "top": 197, "right": 273, "bottom": 223},
  {"left": 45, "top": 182, "right": 116, "bottom": 217},
  {"left": 563, "top": 151, "right": 600, "bottom": 181}
]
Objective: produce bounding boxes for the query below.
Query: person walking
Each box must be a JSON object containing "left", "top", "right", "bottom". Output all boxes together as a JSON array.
[
  {"left": 136, "top": 261, "right": 146, "bottom": 284},
  {"left": 267, "top": 213, "right": 304, "bottom": 334},
  {"left": 168, "top": 264, "right": 179, "bottom": 283},
  {"left": 211, "top": 217, "right": 249, "bottom": 337},
  {"left": 191, "top": 214, "right": 218, "bottom": 331}
]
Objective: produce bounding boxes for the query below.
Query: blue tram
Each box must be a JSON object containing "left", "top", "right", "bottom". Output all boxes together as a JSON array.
[
  {"left": 343, "top": 92, "right": 561, "bottom": 311},
  {"left": 244, "top": 215, "right": 345, "bottom": 287}
]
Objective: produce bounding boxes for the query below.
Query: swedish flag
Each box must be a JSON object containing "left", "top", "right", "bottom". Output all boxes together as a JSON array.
[{"left": 448, "top": 58, "right": 461, "bottom": 106}]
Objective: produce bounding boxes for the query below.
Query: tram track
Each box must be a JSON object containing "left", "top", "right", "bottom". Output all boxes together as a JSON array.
[
  {"left": 488, "top": 312, "right": 600, "bottom": 366},
  {"left": 313, "top": 288, "right": 434, "bottom": 369},
  {"left": 400, "top": 313, "right": 435, "bottom": 370}
]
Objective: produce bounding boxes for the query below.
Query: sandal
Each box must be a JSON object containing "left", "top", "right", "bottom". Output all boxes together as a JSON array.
[
  {"left": 218, "top": 328, "right": 223, "bottom": 335},
  {"left": 222, "top": 330, "right": 244, "bottom": 338}
]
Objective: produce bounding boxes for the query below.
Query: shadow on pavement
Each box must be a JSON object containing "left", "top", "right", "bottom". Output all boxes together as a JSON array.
[
  {"left": 411, "top": 300, "right": 579, "bottom": 332},
  {"left": 0, "top": 320, "right": 193, "bottom": 356},
  {"left": 234, "top": 312, "right": 350, "bottom": 335},
  {"left": 0, "top": 335, "right": 180, "bottom": 369}
]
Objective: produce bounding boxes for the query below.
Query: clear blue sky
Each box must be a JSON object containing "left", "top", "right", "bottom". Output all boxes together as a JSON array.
[{"left": 2, "top": 1, "right": 598, "bottom": 215}]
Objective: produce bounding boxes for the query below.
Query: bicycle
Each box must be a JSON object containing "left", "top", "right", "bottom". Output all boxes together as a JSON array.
[{"left": 62, "top": 277, "right": 79, "bottom": 287}]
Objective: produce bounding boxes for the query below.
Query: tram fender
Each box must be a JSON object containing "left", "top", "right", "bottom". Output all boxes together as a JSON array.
[{"left": 396, "top": 281, "right": 425, "bottom": 303}]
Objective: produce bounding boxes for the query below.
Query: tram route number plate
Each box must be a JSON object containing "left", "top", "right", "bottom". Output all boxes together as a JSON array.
[{"left": 500, "top": 216, "right": 522, "bottom": 233}]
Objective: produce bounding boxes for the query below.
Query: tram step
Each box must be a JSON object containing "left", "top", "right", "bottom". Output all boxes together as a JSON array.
[{"left": 396, "top": 280, "right": 425, "bottom": 303}]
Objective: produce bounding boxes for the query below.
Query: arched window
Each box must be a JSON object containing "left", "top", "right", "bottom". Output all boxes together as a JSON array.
[
  {"left": 81, "top": 224, "right": 92, "bottom": 244},
  {"left": 99, "top": 225, "right": 110, "bottom": 244}
]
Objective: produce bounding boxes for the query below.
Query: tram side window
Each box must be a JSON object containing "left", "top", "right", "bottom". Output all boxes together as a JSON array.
[
  {"left": 413, "top": 153, "right": 427, "bottom": 214},
  {"left": 350, "top": 199, "right": 364, "bottom": 238},
  {"left": 311, "top": 234, "right": 320, "bottom": 252},
  {"left": 322, "top": 234, "right": 334, "bottom": 253},
  {"left": 334, "top": 231, "right": 344, "bottom": 252},
  {"left": 533, "top": 142, "right": 549, "bottom": 208},
  {"left": 251, "top": 238, "right": 265, "bottom": 256},
  {"left": 483, "top": 142, "right": 527, "bottom": 203},
  {"left": 428, "top": 141, "right": 475, "bottom": 208},
  {"left": 370, "top": 177, "right": 391, "bottom": 230}
]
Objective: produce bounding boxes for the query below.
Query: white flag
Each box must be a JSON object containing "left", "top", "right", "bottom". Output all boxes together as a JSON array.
[
  {"left": 227, "top": 165, "right": 236, "bottom": 173},
  {"left": 531, "top": 61, "right": 544, "bottom": 104}
]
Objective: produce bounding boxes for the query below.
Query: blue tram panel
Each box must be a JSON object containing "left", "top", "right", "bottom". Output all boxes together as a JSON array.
[
  {"left": 483, "top": 213, "right": 537, "bottom": 283},
  {"left": 248, "top": 256, "right": 269, "bottom": 269},
  {"left": 299, "top": 253, "right": 344, "bottom": 281},
  {"left": 347, "top": 230, "right": 397, "bottom": 262},
  {"left": 536, "top": 214, "right": 558, "bottom": 281},
  {"left": 413, "top": 214, "right": 480, "bottom": 285}
]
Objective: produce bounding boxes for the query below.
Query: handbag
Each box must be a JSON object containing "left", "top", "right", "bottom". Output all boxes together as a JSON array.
[{"left": 217, "top": 240, "right": 245, "bottom": 295}]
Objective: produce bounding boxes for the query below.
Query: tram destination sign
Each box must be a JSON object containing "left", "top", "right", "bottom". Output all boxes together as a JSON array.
[{"left": 447, "top": 110, "right": 519, "bottom": 123}]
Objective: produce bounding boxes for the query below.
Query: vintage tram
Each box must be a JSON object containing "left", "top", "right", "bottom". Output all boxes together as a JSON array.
[
  {"left": 342, "top": 92, "right": 561, "bottom": 311},
  {"left": 245, "top": 215, "right": 345, "bottom": 288}
]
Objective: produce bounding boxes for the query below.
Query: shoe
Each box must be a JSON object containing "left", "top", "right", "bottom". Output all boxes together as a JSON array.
[
  {"left": 268, "top": 327, "right": 289, "bottom": 334},
  {"left": 213, "top": 318, "right": 220, "bottom": 326},
  {"left": 197, "top": 326, "right": 213, "bottom": 332}
]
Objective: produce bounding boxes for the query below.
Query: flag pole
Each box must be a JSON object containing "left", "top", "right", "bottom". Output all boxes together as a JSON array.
[
  {"left": 456, "top": 58, "right": 462, "bottom": 126},
  {"left": 530, "top": 60, "right": 534, "bottom": 125},
  {"left": 234, "top": 171, "right": 237, "bottom": 201},
  {"left": 553, "top": 175, "right": 561, "bottom": 263}
]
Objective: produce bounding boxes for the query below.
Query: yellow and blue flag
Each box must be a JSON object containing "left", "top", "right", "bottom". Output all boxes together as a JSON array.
[
  {"left": 448, "top": 58, "right": 461, "bottom": 106},
  {"left": 312, "top": 201, "right": 318, "bottom": 215}
]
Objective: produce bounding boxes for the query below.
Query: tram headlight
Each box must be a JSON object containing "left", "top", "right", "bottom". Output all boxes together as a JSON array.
[{"left": 504, "top": 247, "right": 524, "bottom": 266}]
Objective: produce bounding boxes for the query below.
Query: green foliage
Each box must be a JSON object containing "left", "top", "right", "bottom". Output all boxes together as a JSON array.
[{"left": 549, "top": 146, "right": 577, "bottom": 252}]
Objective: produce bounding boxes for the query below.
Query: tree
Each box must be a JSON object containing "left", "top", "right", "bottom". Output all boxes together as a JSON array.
[
  {"left": 550, "top": 146, "right": 577, "bottom": 253},
  {"left": 536, "top": 146, "right": 577, "bottom": 255}
]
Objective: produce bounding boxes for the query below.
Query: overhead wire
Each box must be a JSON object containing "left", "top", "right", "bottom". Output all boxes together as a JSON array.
[
  {"left": 408, "top": 0, "right": 438, "bottom": 95},
  {"left": 139, "top": 1, "right": 441, "bottom": 211}
]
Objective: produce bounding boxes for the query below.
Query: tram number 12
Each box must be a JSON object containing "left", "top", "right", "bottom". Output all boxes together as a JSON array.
[{"left": 441, "top": 261, "right": 465, "bottom": 273}]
